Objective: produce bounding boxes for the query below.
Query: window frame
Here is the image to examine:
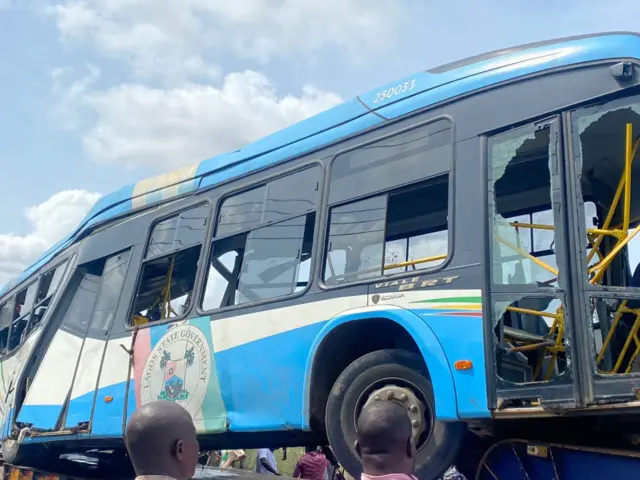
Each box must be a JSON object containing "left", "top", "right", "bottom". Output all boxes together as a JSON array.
[
  {"left": 24, "top": 258, "right": 72, "bottom": 340},
  {"left": 568, "top": 90, "right": 640, "bottom": 294},
  {"left": 7, "top": 279, "right": 39, "bottom": 353},
  {"left": 0, "top": 256, "right": 73, "bottom": 359},
  {"left": 126, "top": 200, "right": 214, "bottom": 329},
  {"left": 0, "top": 295, "right": 15, "bottom": 356},
  {"left": 196, "top": 162, "right": 324, "bottom": 317},
  {"left": 318, "top": 116, "right": 455, "bottom": 291},
  {"left": 87, "top": 249, "right": 133, "bottom": 336},
  {"left": 485, "top": 119, "right": 567, "bottom": 294}
]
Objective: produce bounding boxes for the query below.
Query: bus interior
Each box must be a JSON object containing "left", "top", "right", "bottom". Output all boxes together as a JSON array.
[{"left": 490, "top": 94, "right": 640, "bottom": 393}]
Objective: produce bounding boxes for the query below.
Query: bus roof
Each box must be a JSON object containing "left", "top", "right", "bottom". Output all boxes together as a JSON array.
[{"left": 3, "top": 31, "right": 640, "bottom": 295}]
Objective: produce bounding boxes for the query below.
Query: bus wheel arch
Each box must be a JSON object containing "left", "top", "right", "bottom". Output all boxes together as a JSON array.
[
  {"left": 305, "top": 310, "right": 459, "bottom": 431},
  {"left": 307, "top": 317, "right": 422, "bottom": 430}
]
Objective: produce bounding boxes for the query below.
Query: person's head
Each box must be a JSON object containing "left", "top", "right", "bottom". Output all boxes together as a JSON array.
[
  {"left": 305, "top": 446, "right": 318, "bottom": 454},
  {"left": 125, "top": 400, "right": 199, "bottom": 480},
  {"left": 354, "top": 400, "right": 415, "bottom": 476}
]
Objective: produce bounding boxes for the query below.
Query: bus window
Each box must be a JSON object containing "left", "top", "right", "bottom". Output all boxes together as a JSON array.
[
  {"left": 202, "top": 214, "right": 316, "bottom": 310},
  {"left": 329, "top": 120, "right": 452, "bottom": 205},
  {"left": 488, "top": 121, "right": 569, "bottom": 384},
  {"left": 570, "top": 94, "right": 640, "bottom": 374},
  {"left": 131, "top": 204, "right": 210, "bottom": 324},
  {"left": 202, "top": 167, "right": 320, "bottom": 311},
  {"left": 0, "top": 300, "right": 12, "bottom": 355},
  {"left": 489, "top": 125, "right": 558, "bottom": 287},
  {"left": 324, "top": 176, "right": 449, "bottom": 285},
  {"left": 9, "top": 281, "right": 38, "bottom": 351},
  {"left": 216, "top": 167, "right": 320, "bottom": 239},
  {"left": 89, "top": 251, "right": 131, "bottom": 334},
  {"left": 26, "top": 260, "right": 69, "bottom": 336}
]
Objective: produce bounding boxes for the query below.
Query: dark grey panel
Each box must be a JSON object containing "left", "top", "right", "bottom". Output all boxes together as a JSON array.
[{"left": 449, "top": 63, "right": 639, "bottom": 141}]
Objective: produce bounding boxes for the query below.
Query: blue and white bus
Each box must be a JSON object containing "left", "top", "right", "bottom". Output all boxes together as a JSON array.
[{"left": 3, "top": 31, "right": 640, "bottom": 479}]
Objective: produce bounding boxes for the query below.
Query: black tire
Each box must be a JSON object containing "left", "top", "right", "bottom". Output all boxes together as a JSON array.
[{"left": 325, "top": 349, "right": 468, "bottom": 480}]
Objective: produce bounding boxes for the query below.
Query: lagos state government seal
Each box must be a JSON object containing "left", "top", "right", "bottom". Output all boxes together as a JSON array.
[{"left": 140, "top": 325, "right": 211, "bottom": 415}]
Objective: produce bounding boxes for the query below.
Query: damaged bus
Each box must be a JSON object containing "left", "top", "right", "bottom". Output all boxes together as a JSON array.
[{"left": 4, "top": 31, "right": 640, "bottom": 480}]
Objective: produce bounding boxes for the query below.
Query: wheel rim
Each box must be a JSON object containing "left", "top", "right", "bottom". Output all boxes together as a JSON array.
[{"left": 354, "top": 377, "right": 434, "bottom": 451}]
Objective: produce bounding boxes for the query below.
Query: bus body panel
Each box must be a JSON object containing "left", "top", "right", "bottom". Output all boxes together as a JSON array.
[
  {"left": 363, "top": 289, "right": 489, "bottom": 419},
  {"left": 210, "top": 296, "right": 367, "bottom": 432},
  {"left": 64, "top": 337, "right": 108, "bottom": 430},
  {"left": 303, "top": 302, "right": 464, "bottom": 424},
  {"left": 88, "top": 337, "right": 132, "bottom": 438},
  {"left": 130, "top": 316, "right": 227, "bottom": 434},
  {"left": 5, "top": 33, "right": 640, "bottom": 298},
  {"left": 17, "top": 329, "right": 83, "bottom": 430}
]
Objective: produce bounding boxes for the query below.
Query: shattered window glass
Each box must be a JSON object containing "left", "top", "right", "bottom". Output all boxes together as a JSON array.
[
  {"left": 493, "top": 296, "right": 567, "bottom": 385},
  {"left": 488, "top": 125, "right": 558, "bottom": 287},
  {"left": 571, "top": 95, "right": 640, "bottom": 289}
]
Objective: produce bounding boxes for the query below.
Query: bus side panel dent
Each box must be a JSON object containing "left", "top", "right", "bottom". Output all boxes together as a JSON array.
[{"left": 303, "top": 306, "right": 459, "bottom": 427}]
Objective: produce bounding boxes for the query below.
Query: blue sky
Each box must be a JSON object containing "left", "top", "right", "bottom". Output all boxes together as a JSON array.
[{"left": 1, "top": 0, "right": 640, "bottom": 284}]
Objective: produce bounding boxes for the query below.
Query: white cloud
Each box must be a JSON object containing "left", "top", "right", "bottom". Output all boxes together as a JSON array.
[
  {"left": 0, "top": 190, "right": 101, "bottom": 287},
  {"left": 58, "top": 69, "right": 342, "bottom": 169},
  {"left": 51, "top": 64, "right": 100, "bottom": 130},
  {"left": 51, "top": 0, "right": 409, "bottom": 81}
]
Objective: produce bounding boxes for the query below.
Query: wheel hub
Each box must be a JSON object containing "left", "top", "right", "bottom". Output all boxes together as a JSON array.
[{"left": 362, "top": 384, "right": 426, "bottom": 441}]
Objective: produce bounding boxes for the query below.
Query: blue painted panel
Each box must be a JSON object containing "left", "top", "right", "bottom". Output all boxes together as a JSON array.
[
  {"left": 215, "top": 322, "right": 326, "bottom": 432},
  {"left": 198, "top": 113, "right": 382, "bottom": 190},
  {"left": 65, "top": 389, "right": 95, "bottom": 429},
  {"left": 195, "top": 98, "right": 370, "bottom": 178},
  {"left": 91, "top": 380, "right": 132, "bottom": 438},
  {"left": 303, "top": 308, "right": 460, "bottom": 425},
  {"left": 16, "top": 404, "right": 63, "bottom": 430},
  {"left": 415, "top": 310, "right": 489, "bottom": 418},
  {"left": 84, "top": 198, "right": 134, "bottom": 229}
]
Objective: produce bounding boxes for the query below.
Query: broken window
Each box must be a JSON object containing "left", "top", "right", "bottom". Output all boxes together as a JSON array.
[
  {"left": 488, "top": 120, "right": 571, "bottom": 386},
  {"left": 62, "top": 252, "right": 131, "bottom": 335},
  {"left": 488, "top": 124, "right": 560, "bottom": 287},
  {"left": 591, "top": 295, "right": 640, "bottom": 375},
  {"left": 26, "top": 260, "right": 69, "bottom": 336},
  {"left": 572, "top": 94, "right": 640, "bottom": 375},
  {"left": 201, "top": 167, "right": 321, "bottom": 311},
  {"left": 89, "top": 251, "right": 131, "bottom": 334},
  {"left": 131, "top": 204, "right": 210, "bottom": 325},
  {"left": 0, "top": 259, "right": 71, "bottom": 355},
  {"left": 324, "top": 176, "right": 449, "bottom": 285},
  {"left": 203, "top": 214, "right": 315, "bottom": 310},
  {"left": 216, "top": 167, "right": 320, "bottom": 238},
  {"left": 571, "top": 95, "right": 640, "bottom": 288},
  {"left": 493, "top": 296, "right": 567, "bottom": 385},
  {"left": 9, "top": 281, "right": 38, "bottom": 351},
  {"left": 0, "top": 299, "right": 12, "bottom": 356}
]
